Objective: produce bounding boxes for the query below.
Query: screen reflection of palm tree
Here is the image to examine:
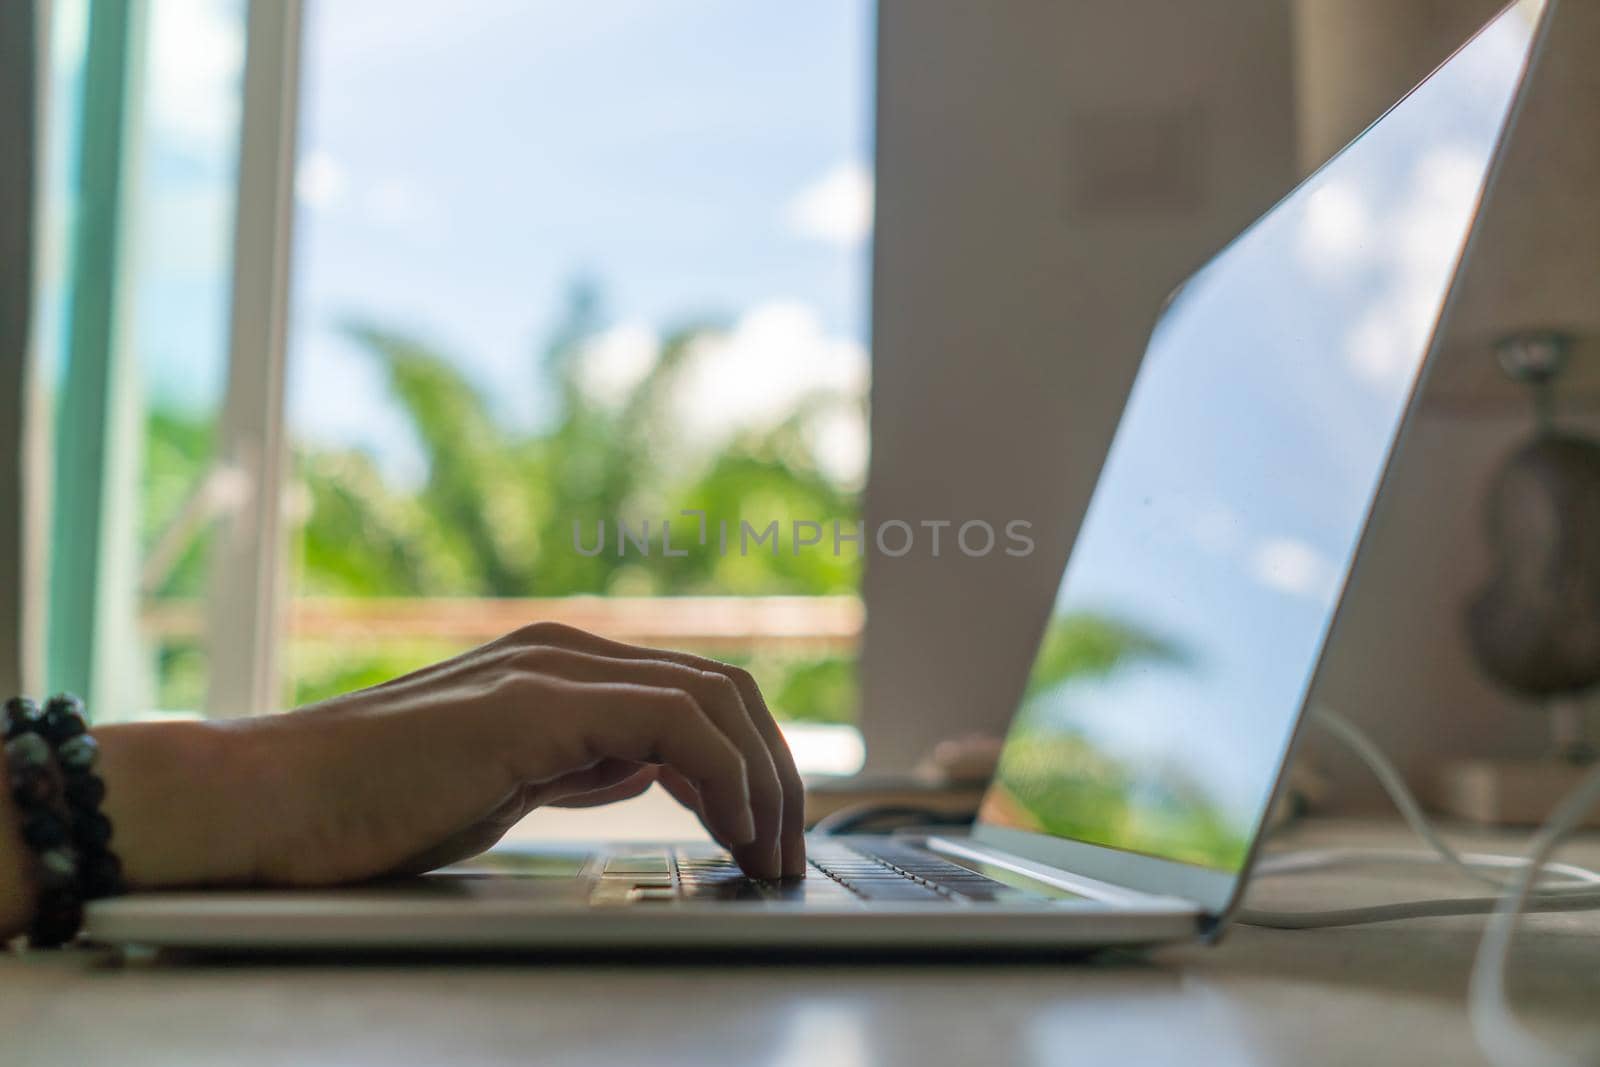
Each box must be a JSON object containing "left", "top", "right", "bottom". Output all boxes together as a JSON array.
[{"left": 984, "top": 614, "right": 1251, "bottom": 871}]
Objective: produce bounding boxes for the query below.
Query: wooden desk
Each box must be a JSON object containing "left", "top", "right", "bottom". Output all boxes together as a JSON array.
[{"left": 2, "top": 819, "right": 1596, "bottom": 1067}]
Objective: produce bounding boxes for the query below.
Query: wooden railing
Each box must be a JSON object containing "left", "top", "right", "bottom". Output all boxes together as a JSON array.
[{"left": 142, "top": 595, "right": 864, "bottom": 655}]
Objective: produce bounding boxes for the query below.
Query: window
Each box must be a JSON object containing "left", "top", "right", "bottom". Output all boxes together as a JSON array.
[
  {"left": 40, "top": 0, "right": 246, "bottom": 720},
  {"left": 283, "top": 2, "right": 874, "bottom": 769},
  {"left": 41, "top": 1, "right": 875, "bottom": 772}
]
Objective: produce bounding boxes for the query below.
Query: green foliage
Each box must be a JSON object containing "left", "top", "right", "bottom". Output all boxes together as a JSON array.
[
  {"left": 288, "top": 638, "right": 466, "bottom": 706},
  {"left": 141, "top": 283, "right": 865, "bottom": 721},
  {"left": 1023, "top": 613, "right": 1186, "bottom": 699},
  {"left": 766, "top": 653, "right": 857, "bottom": 726},
  {"left": 987, "top": 729, "right": 1249, "bottom": 870},
  {"left": 140, "top": 408, "right": 214, "bottom": 598}
]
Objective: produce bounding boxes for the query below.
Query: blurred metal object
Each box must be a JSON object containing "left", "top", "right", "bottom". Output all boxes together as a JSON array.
[
  {"left": 1466, "top": 431, "right": 1600, "bottom": 717},
  {"left": 1426, "top": 329, "right": 1600, "bottom": 417},
  {"left": 1494, "top": 328, "right": 1571, "bottom": 386},
  {"left": 1461, "top": 328, "right": 1600, "bottom": 776},
  {"left": 1497, "top": 329, "right": 1572, "bottom": 426}
]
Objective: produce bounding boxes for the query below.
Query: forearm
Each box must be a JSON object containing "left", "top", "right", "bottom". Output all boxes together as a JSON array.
[{"left": 0, "top": 719, "right": 261, "bottom": 940}]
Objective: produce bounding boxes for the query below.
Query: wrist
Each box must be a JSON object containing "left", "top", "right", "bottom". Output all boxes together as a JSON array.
[{"left": 96, "top": 719, "right": 261, "bottom": 889}]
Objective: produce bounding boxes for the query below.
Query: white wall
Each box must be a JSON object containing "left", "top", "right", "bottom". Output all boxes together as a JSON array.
[{"left": 862, "top": 1, "right": 1298, "bottom": 769}]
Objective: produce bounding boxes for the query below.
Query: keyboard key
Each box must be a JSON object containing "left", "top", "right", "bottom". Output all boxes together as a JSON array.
[
  {"left": 628, "top": 842, "right": 1046, "bottom": 907},
  {"left": 807, "top": 842, "right": 1058, "bottom": 905},
  {"left": 628, "top": 887, "right": 678, "bottom": 903},
  {"left": 680, "top": 881, "right": 768, "bottom": 901},
  {"left": 604, "top": 855, "right": 671, "bottom": 875},
  {"left": 852, "top": 883, "right": 945, "bottom": 903},
  {"left": 751, "top": 882, "right": 856, "bottom": 905}
]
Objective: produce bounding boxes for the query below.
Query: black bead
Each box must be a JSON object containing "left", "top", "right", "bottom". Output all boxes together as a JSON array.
[
  {"left": 9, "top": 763, "right": 56, "bottom": 807},
  {"left": 3, "top": 696, "right": 40, "bottom": 740},
  {"left": 62, "top": 772, "right": 106, "bottom": 810},
  {"left": 57, "top": 734, "right": 99, "bottom": 772},
  {"left": 21, "top": 809, "right": 70, "bottom": 849},
  {"left": 81, "top": 851, "right": 125, "bottom": 898},
  {"left": 5, "top": 731, "right": 53, "bottom": 772},
  {"left": 36, "top": 847, "right": 79, "bottom": 892},
  {"left": 72, "top": 810, "right": 113, "bottom": 849},
  {"left": 41, "top": 695, "right": 87, "bottom": 745},
  {"left": 28, "top": 888, "right": 83, "bottom": 948},
  {"left": 43, "top": 692, "right": 84, "bottom": 718}
]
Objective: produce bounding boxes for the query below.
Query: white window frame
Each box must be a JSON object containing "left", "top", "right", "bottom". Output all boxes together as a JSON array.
[{"left": 205, "top": 0, "right": 304, "bottom": 716}]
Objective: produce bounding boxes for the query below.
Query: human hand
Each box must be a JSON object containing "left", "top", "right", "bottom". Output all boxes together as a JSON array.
[{"left": 95, "top": 623, "right": 807, "bottom": 895}]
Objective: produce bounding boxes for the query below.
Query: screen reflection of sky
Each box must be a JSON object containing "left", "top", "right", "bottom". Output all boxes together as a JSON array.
[{"left": 984, "top": 2, "right": 1541, "bottom": 871}]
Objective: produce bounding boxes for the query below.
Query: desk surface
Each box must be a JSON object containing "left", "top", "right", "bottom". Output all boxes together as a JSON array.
[{"left": 3, "top": 818, "right": 1596, "bottom": 1067}]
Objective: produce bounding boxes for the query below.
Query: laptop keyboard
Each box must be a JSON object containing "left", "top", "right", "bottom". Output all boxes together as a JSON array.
[
  {"left": 810, "top": 841, "right": 1047, "bottom": 903},
  {"left": 602, "top": 840, "right": 1055, "bottom": 906}
]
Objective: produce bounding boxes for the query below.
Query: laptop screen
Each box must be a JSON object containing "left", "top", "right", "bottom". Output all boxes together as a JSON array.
[{"left": 977, "top": 1, "right": 1544, "bottom": 873}]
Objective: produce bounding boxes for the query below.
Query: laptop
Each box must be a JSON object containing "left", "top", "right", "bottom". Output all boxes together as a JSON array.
[{"left": 87, "top": 0, "right": 1552, "bottom": 952}]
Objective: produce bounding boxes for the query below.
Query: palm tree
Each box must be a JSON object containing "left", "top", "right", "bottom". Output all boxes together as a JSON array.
[{"left": 141, "top": 282, "right": 866, "bottom": 713}]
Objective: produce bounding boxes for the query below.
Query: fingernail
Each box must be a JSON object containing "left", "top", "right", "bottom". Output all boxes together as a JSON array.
[{"left": 781, "top": 837, "right": 808, "bottom": 879}]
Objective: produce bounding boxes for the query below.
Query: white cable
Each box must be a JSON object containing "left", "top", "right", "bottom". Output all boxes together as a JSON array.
[
  {"left": 1237, "top": 889, "right": 1600, "bottom": 929},
  {"left": 1308, "top": 706, "right": 1596, "bottom": 893},
  {"left": 1235, "top": 704, "right": 1600, "bottom": 1067},
  {"left": 1241, "top": 706, "right": 1600, "bottom": 915},
  {"left": 1468, "top": 758, "right": 1600, "bottom": 1067},
  {"left": 1251, "top": 846, "right": 1600, "bottom": 891}
]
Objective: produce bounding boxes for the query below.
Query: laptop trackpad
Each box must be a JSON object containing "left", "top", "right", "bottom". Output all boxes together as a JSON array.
[
  {"left": 414, "top": 847, "right": 597, "bottom": 902},
  {"left": 440, "top": 848, "right": 593, "bottom": 878}
]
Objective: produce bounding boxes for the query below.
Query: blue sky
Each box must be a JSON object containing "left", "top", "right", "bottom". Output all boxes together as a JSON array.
[
  {"left": 74, "top": 0, "right": 874, "bottom": 486},
  {"left": 292, "top": 0, "right": 874, "bottom": 471}
]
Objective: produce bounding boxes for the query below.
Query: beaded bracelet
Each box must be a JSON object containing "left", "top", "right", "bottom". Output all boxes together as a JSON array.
[{"left": 4, "top": 694, "right": 125, "bottom": 948}]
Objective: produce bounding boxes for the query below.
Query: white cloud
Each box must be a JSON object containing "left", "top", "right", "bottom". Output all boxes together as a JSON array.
[
  {"left": 146, "top": 0, "right": 245, "bottom": 151},
  {"left": 1298, "top": 180, "right": 1372, "bottom": 277},
  {"left": 1344, "top": 306, "right": 1416, "bottom": 388},
  {"left": 1397, "top": 149, "right": 1483, "bottom": 277},
  {"left": 560, "top": 302, "right": 871, "bottom": 484},
  {"left": 1342, "top": 146, "right": 1484, "bottom": 388},
  {"left": 785, "top": 163, "right": 874, "bottom": 246},
  {"left": 294, "top": 157, "right": 440, "bottom": 235},
  {"left": 675, "top": 301, "right": 868, "bottom": 434},
  {"left": 296, "top": 151, "right": 347, "bottom": 211},
  {"left": 574, "top": 324, "right": 661, "bottom": 407},
  {"left": 805, "top": 405, "right": 870, "bottom": 489},
  {"left": 1249, "top": 537, "right": 1335, "bottom": 600}
]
